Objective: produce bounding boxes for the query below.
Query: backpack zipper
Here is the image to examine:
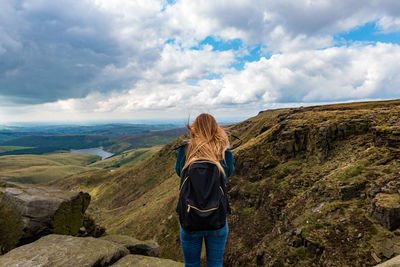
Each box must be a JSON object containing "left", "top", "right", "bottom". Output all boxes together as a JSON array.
[{"left": 187, "top": 204, "right": 219, "bottom": 213}]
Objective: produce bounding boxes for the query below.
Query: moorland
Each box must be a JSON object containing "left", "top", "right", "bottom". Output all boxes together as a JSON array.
[
  {"left": 49, "top": 99, "right": 400, "bottom": 266},
  {"left": 1, "top": 100, "right": 400, "bottom": 266}
]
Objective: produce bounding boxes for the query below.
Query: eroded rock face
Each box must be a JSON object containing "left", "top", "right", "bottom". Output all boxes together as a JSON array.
[
  {"left": 374, "top": 126, "right": 400, "bottom": 148},
  {"left": 0, "top": 181, "right": 90, "bottom": 253},
  {"left": 373, "top": 193, "right": 400, "bottom": 231},
  {"left": 0, "top": 234, "right": 129, "bottom": 267},
  {"left": 100, "top": 234, "right": 160, "bottom": 257},
  {"left": 111, "top": 254, "right": 184, "bottom": 267}
]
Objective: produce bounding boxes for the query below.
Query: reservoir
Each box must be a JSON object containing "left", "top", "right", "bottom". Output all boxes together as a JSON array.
[{"left": 70, "top": 147, "right": 114, "bottom": 160}]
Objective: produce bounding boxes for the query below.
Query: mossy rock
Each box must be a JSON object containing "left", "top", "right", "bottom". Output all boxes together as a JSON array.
[
  {"left": 0, "top": 181, "right": 91, "bottom": 252},
  {"left": 373, "top": 194, "right": 400, "bottom": 230},
  {"left": 53, "top": 192, "right": 91, "bottom": 235},
  {"left": 0, "top": 202, "right": 23, "bottom": 254}
]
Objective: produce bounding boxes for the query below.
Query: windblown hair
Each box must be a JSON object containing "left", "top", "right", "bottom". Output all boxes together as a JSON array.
[{"left": 183, "top": 113, "right": 230, "bottom": 177}]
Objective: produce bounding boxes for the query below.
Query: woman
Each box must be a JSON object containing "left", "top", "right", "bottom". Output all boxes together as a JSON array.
[{"left": 175, "top": 113, "right": 234, "bottom": 267}]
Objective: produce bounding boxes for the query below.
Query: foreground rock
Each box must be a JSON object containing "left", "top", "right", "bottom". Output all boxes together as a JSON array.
[
  {"left": 111, "top": 254, "right": 184, "bottom": 267},
  {"left": 0, "top": 234, "right": 129, "bottom": 267},
  {"left": 375, "top": 254, "right": 400, "bottom": 267},
  {"left": 100, "top": 234, "right": 160, "bottom": 257},
  {"left": 0, "top": 181, "right": 90, "bottom": 253}
]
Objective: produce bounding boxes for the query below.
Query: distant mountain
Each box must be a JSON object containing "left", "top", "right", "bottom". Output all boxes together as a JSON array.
[
  {"left": 0, "top": 123, "right": 181, "bottom": 143},
  {"left": 0, "top": 123, "right": 181, "bottom": 134},
  {"left": 50, "top": 99, "right": 400, "bottom": 266},
  {"left": 0, "top": 128, "right": 188, "bottom": 155}
]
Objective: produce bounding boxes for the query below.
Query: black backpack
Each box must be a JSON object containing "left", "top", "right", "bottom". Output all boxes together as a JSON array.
[{"left": 177, "top": 161, "right": 230, "bottom": 231}]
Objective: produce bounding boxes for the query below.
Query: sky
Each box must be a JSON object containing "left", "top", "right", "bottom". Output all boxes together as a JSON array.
[{"left": 1, "top": 0, "right": 400, "bottom": 123}]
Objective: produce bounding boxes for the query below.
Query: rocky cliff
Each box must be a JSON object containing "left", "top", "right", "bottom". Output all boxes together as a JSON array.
[
  {"left": 0, "top": 181, "right": 91, "bottom": 254},
  {"left": 50, "top": 99, "right": 400, "bottom": 266}
]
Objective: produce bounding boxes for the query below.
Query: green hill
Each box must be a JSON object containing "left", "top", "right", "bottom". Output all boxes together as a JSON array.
[
  {"left": 0, "top": 153, "right": 101, "bottom": 184},
  {"left": 50, "top": 99, "right": 400, "bottom": 266}
]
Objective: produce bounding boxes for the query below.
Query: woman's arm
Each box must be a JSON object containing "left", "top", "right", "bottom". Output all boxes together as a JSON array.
[
  {"left": 224, "top": 149, "right": 234, "bottom": 178},
  {"left": 175, "top": 146, "right": 186, "bottom": 176}
]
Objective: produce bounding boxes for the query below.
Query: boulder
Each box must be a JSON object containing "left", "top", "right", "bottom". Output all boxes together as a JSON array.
[
  {"left": 100, "top": 234, "right": 160, "bottom": 257},
  {"left": 0, "top": 234, "right": 129, "bottom": 267},
  {"left": 373, "top": 193, "right": 400, "bottom": 230},
  {"left": 375, "top": 255, "right": 400, "bottom": 267},
  {"left": 111, "top": 254, "right": 184, "bottom": 267},
  {"left": 0, "top": 180, "right": 90, "bottom": 253},
  {"left": 340, "top": 181, "right": 367, "bottom": 200}
]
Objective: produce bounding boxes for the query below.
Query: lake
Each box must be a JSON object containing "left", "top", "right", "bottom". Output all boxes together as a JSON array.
[{"left": 70, "top": 147, "right": 114, "bottom": 160}]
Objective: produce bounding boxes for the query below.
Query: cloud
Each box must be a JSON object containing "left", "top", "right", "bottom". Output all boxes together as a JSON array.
[
  {"left": 29, "top": 42, "right": 398, "bottom": 118},
  {"left": 163, "top": 0, "right": 390, "bottom": 50},
  {"left": 212, "top": 42, "right": 400, "bottom": 105},
  {"left": 377, "top": 16, "right": 400, "bottom": 33},
  {"left": 0, "top": 0, "right": 166, "bottom": 104},
  {"left": 1, "top": 0, "right": 400, "bottom": 122}
]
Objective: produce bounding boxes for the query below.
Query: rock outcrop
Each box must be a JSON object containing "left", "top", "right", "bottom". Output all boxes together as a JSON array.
[
  {"left": 111, "top": 254, "right": 184, "bottom": 266},
  {"left": 0, "top": 234, "right": 129, "bottom": 267},
  {"left": 100, "top": 234, "right": 160, "bottom": 257},
  {"left": 0, "top": 234, "right": 183, "bottom": 267},
  {"left": 373, "top": 193, "right": 400, "bottom": 231},
  {"left": 0, "top": 180, "right": 90, "bottom": 254},
  {"left": 374, "top": 126, "right": 400, "bottom": 148},
  {"left": 375, "top": 254, "right": 400, "bottom": 267}
]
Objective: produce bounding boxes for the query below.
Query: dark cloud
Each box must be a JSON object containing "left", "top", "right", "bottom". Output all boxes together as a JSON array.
[
  {"left": 1, "top": 0, "right": 400, "bottom": 110},
  {"left": 0, "top": 0, "right": 148, "bottom": 104}
]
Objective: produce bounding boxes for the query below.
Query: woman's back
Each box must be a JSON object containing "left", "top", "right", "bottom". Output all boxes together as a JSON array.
[{"left": 175, "top": 113, "right": 234, "bottom": 267}]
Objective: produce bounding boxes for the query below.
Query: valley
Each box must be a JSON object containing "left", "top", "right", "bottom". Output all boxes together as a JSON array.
[
  {"left": 48, "top": 99, "right": 400, "bottom": 266},
  {"left": 0, "top": 124, "right": 187, "bottom": 185},
  {"left": 1, "top": 100, "right": 400, "bottom": 266}
]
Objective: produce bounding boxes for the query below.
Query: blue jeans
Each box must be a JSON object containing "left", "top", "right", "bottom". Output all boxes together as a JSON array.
[{"left": 180, "top": 220, "right": 228, "bottom": 267}]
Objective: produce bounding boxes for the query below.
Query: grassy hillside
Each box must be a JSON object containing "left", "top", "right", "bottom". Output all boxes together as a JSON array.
[
  {"left": 50, "top": 99, "right": 400, "bottom": 266},
  {"left": 0, "top": 146, "right": 163, "bottom": 185},
  {"left": 0, "top": 153, "right": 101, "bottom": 184}
]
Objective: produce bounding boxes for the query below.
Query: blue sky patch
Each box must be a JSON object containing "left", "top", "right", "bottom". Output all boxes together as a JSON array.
[
  {"left": 205, "top": 73, "right": 222, "bottom": 80},
  {"left": 186, "top": 79, "right": 198, "bottom": 86},
  {"left": 161, "top": 0, "right": 176, "bottom": 12},
  {"left": 231, "top": 44, "right": 267, "bottom": 70},
  {"left": 336, "top": 21, "right": 400, "bottom": 44},
  {"left": 165, "top": 38, "right": 175, "bottom": 44},
  {"left": 191, "top": 36, "right": 242, "bottom": 51},
  {"left": 191, "top": 36, "right": 270, "bottom": 70}
]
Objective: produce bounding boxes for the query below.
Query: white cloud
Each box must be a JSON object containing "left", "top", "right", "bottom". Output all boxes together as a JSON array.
[
  {"left": 1, "top": 0, "right": 400, "bottom": 122},
  {"left": 17, "top": 42, "right": 398, "bottom": 120},
  {"left": 377, "top": 16, "right": 400, "bottom": 33},
  {"left": 162, "top": 0, "right": 391, "bottom": 51},
  {"left": 215, "top": 43, "right": 400, "bottom": 105}
]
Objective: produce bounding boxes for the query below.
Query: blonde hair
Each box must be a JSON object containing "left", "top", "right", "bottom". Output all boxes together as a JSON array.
[{"left": 183, "top": 113, "right": 230, "bottom": 177}]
